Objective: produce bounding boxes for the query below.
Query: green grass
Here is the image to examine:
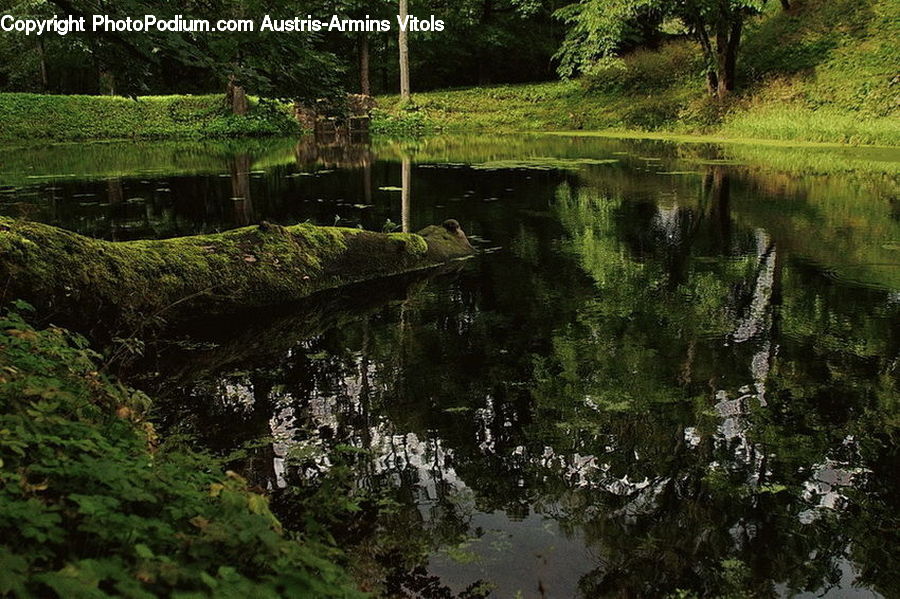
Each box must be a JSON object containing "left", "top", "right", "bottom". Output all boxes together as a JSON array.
[
  {"left": 718, "top": 105, "right": 900, "bottom": 146},
  {"left": 0, "top": 93, "right": 300, "bottom": 141},
  {"left": 375, "top": 0, "right": 899, "bottom": 146},
  {"left": 1, "top": 0, "right": 895, "bottom": 146}
]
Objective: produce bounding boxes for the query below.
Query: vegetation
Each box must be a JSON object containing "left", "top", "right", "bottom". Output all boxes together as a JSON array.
[
  {"left": 0, "top": 0, "right": 897, "bottom": 594},
  {"left": 555, "top": 0, "right": 765, "bottom": 98},
  {"left": 0, "top": 0, "right": 343, "bottom": 104},
  {"left": 0, "top": 305, "right": 362, "bottom": 597},
  {"left": 0, "top": 0, "right": 894, "bottom": 144},
  {"left": 375, "top": 0, "right": 899, "bottom": 145},
  {"left": 0, "top": 94, "right": 300, "bottom": 141},
  {"left": 0, "top": 216, "right": 475, "bottom": 328}
]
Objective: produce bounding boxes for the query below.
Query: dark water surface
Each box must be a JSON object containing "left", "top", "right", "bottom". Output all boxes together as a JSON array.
[{"left": 2, "top": 135, "right": 898, "bottom": 598}]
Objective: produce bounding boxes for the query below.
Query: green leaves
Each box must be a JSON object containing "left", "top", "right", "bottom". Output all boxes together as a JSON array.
[
  {"left": 554, "top": 0, "right": 659, "bottom": 77},
  {"left": 0, "top": 308, "right": 363, "bottom": 597},
  {"left": 553, "top": 0, "right": 765, "bottom": 82}
]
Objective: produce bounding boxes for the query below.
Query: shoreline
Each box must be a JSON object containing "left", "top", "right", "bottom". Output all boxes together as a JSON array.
[{"left": 2, "top": 89, "right": 898, "bottom": 149}]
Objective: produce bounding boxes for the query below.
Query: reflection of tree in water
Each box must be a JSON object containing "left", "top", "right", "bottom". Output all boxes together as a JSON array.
[
  {"left": 532, "top": 180, "right": 897, "bottom": 597},
  {"left": 147, "top": 171, "right": 897, "bottom": 598}
]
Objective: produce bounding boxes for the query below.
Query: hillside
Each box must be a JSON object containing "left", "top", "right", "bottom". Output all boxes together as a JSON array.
[{"left": 375, "top": 0, "right": 899, "bottom": 145}]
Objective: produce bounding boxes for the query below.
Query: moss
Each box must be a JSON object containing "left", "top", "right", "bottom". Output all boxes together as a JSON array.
[
  {"left": 416, "top": 225, "right": 475, "bottom": 263},
  {"left": 0, "top": 217, "right": 474, "bottom": 330},
  {"left": 387, "top": 233, "right": 429, "bottom": 256}
]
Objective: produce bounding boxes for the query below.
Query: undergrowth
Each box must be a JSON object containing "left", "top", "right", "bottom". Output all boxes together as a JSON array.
[
  {"left": 0, "top": 94, "right": 300, "bottom": 141},
  {"left": 0, "top": 304, "right": 361, "bottom": 597},
  {"left": 374, "top": 0, "right": 899, "bottom": 145}
]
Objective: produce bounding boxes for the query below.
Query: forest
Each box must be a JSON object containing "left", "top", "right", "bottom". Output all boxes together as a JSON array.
[{"left": 0, "top": 0, "right": 898, "bottom": 598}]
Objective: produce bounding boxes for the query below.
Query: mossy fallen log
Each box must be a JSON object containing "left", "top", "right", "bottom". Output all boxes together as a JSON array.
[{"left": 0, "top": 216, "right": 475, "bottom": 328}]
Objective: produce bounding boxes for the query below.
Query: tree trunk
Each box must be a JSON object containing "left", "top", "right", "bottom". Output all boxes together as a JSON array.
[
  {"left": 363, "top": 162, "right": 372, "bottom": 203},
  {"left": 715, "top": 17, "right": 742, "bottom": 98},
  {"left": 398, "top": 0, "right": 410, "bottom": 100},
  {"left": 99, "top": 68, "right": 115, "bottom": 95},
  {"left": 401, "top": 157, "right": 411, "bottom": 233},
  {"left": 36, "top": 38, "right": 49, "bottom": 91},
  {"left": 780, "top": 0, "right": 790, "bottom": 10},
  {"left": 106, "top": 178, "right": 124, "bottom": 206},
  {"left": 715, "top": 20, "right": 729, "bottom": 98},
  {"left": 230, "top": 154, "right": 253, "bottom": 226},
  {"left": 477, "top": 60, "right": 491, "bottom": 86},
  {"left": 693, "top": 22, "right": 718, "bottom": 95},
  {"left": 707, "top": 168, "right": 732, "bottom": 253},
  {"left": 706, "top": 70, "right": 719, "bottom": 95},
  {"left": 1, "top": 217, "right": 475, "bottom": 328},
  {"left": 724, "top": 19, "right": 742, "bottom": 92},
  {"left": 227, "top": 74, "right": 249, "bottom": 116},
  {"left": 478, "top": 0, "right": 493, "bottom": 85},
  {"left": 358, "top": 33, "right": 371, "bottom": 96}
]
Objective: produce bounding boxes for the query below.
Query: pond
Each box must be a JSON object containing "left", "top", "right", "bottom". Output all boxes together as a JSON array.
[{"left": 2, "top": 134, "right": 898, "bottom": 598}]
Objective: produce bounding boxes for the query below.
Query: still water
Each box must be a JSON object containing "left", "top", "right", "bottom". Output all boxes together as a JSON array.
[{"left": 2, "top": 135, "right": 898, "bottom": 598}]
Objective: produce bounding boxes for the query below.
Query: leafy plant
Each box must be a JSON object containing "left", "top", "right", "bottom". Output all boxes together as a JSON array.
[{"left": 0, "top": 307, "right": 362, "bottom": 597}]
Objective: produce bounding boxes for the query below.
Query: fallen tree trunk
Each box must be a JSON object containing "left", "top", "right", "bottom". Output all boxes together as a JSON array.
[{"left": 0, "top": 217, "right": 475, "bottom": 328}]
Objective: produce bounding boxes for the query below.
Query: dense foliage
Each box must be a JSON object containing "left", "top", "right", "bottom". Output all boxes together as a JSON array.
[
  {"left": 0, "top": 0, "right": 560, "bottom": 97},
  {"left": 555, "top": 0, "right": 767, "bottom": 96},
  {"left": 0, "top": 93, "right": 300, "bottom": 140},
  {"left": 0, "top": 0, "right": 344, "bottom": 101},
  {"left": 1, "top": 0, "right": 896, "bottom": 144},
  {"left": 0, "top": 305, "right": 361, "bottom": 598}
]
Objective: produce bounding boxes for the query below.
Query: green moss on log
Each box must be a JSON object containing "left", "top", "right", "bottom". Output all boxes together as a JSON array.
[{"left": 0, "top": 217, "right": 475, "bottom": 326}]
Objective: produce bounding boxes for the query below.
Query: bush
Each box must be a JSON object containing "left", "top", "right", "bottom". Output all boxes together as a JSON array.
[
  {"left": 582, "top": 40, "right": 704, "bottom": 93},
  {"left": 0, "top": 306, "right": 361, "bottom": 598},
  {"left": 620, "top": 95, "right": 684, "bottom": 130},
  {"left": 678, "top": 95, "right": 739, "bottom": 130},
  {"left": 0, "top": 93, "right": 300, "bottom": 141}
]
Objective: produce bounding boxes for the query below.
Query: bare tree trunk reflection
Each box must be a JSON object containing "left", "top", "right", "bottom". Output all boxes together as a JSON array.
[
  {"left": 107, "top": 178, "right": 124, "bottom": 240},
  {"left": 707, "top": 167, "right": 733, "bottom": 254},
  {"left": 401, "top": 157, "right": 411, "bottom": 233},
  {"left": 246, "top": 374, "right": 277, "bottom": 490},
  {"left": 106, "top": 178, "right": 124, "bottom": 206},
  {"left": 363, "top": 162, "right": 372, "bottom": 204},
  {"left": 230, "top": 153, "right": 253, "bottom": 226}
]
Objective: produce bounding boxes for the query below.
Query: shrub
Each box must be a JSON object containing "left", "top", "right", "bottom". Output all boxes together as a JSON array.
[
  {"left": 0, "top": 306, "right": 361, "bottom": 598},
  {"left": 678, "top": 95, "right": 740, "bottom": 130},
  {"left": 583, "top": 40, "right": 704, "bottom": 93}
]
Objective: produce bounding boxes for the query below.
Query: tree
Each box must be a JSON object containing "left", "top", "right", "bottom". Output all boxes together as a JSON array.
[
  {"left": 555, "top": 0, "right": 766, "bottom": 98},
  {"left": 297, "top": 0, "right": 394, "bottom": 97},
  {"left": 398, "top": 0, "right": 410, "bottom": 100},
  {"left": 423, "top": 0, "right": 554, "bottom": 87},
  {"left": 40, "top": 0, "right": 344, "bottom": 104}
]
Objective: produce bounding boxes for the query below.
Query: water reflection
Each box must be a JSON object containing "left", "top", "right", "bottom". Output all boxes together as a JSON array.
[{"left": 3, "top": 135, "right": 898, "bottom": 598}]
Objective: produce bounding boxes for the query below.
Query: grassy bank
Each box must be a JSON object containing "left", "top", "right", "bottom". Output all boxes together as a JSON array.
[
  {"left": 375, "top": 0, "right": 899, "bottom": 146},
  {"left": 1, "top": 0, "right": 895, "bottom": 146},
  {"left": 0, "top": 93, "right": 299, "bottom": 141},
  {"left": 0, "top": 306, "right": 361, "bottom": 597}
]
